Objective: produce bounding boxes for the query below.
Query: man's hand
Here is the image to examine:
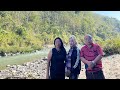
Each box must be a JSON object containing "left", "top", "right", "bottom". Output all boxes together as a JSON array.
[
  {"left": 81, "top": 57, "right": 96, "bottom": 69},
  {"left": 87, "top": 61, "right": 95, "bottom": 69}
]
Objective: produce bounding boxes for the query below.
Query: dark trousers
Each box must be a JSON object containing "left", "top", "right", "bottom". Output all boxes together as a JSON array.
[
  {"left": 69, "top": 73, "right": 79, "bottom": 79},
  {"left": 86, "top": 70, "right": 105, "bottom": 79},
  {"left": 50, "top": 73, "right": 65, "bottom": 79}
]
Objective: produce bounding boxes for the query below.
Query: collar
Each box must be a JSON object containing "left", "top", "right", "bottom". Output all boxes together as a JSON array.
[{"left": 85, "top": 43, "right": 94, "bottom": 49}]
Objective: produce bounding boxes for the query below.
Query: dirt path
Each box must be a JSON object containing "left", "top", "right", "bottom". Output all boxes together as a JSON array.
[{"left": 78, "top": 54, "right": 120, "bottom": 79}]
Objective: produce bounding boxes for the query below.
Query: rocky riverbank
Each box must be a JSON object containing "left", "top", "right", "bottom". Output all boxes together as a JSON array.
[
  {"left": 0, "top": 59, "right": 47, "bottom": 79},
  {"left": 0, "top": 54, "right": 120, "bottom": 79}
]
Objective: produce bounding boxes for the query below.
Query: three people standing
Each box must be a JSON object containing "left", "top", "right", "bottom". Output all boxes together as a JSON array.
[{"left": 46, "top": 34, "right": 105, "bottom": 79}]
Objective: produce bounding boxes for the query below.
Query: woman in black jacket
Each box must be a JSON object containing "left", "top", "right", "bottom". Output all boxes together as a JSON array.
[{"left": 65, "top": 35, "right": 81, "bottom": 79}]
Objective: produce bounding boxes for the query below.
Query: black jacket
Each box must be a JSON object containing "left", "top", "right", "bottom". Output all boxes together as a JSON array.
[{"left": 70, "top": 47, "right": 81, "bottom": 74}]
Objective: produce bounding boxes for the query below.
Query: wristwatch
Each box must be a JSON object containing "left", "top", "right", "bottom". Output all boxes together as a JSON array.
[{"left": 91, "top": 61, "right": 96, "bottom": 65}]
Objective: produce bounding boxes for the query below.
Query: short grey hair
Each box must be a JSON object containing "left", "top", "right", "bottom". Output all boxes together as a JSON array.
[{"left": 84, "top": 34, "right": 93, "bottom": 40}]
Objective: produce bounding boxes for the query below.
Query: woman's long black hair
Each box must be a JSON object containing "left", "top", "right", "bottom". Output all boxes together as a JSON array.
[{"left": 54, "top": 37, "right": 66, "bottom": 54}]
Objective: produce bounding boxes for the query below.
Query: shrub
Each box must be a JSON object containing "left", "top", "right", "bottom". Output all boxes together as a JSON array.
[{"left": 102, "top": 37, "right": 120, "bottom": 56}]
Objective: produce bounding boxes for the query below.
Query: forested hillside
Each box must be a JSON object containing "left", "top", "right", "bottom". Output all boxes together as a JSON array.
[{"left": 0, "top": 11, "right": 120, "bottom": 56}]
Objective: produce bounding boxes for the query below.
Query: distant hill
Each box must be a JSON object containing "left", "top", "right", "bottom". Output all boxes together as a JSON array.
[{"left": 0, "top": 11, "right": 120, "bottom": 55}]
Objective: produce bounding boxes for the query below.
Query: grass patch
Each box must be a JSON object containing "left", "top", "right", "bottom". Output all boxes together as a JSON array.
[{"left": 0, "top": 51, "right": 47, "bottom": 70}]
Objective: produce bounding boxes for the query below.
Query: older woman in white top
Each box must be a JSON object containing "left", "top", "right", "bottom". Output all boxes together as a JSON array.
[{"left": 65, "top": 35, "right": 81, "bottom": 79}]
